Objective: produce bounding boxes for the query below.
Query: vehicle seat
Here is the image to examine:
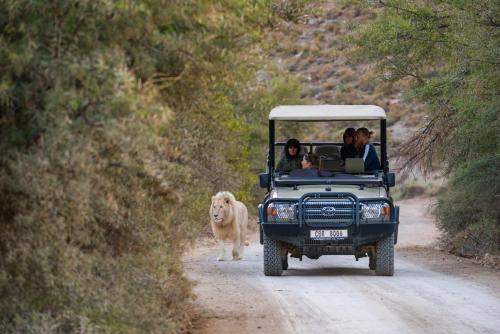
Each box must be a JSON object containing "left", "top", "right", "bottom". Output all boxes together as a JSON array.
[
  {"left": 315, "top": 146, "right": 343, "bottom": 172},
  {"left": 314, "top": 145, "right": 341, "bottom": 159}
]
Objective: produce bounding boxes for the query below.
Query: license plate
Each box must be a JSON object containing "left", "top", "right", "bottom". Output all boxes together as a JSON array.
[{"left": 310, "top": 229, "right": 348, "bottom": 240}]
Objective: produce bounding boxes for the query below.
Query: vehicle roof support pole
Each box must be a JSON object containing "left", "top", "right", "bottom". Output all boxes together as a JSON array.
[
  {"left": 269, "top": 120, "right": 275, "bottom": 173},
  {"left": 381, "top": 119, "right": 388, "bottom": 172}
]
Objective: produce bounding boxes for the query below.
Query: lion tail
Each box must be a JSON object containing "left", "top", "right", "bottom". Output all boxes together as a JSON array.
[{"left": 244, "top": 240, "right": 250, "bottom": 246}]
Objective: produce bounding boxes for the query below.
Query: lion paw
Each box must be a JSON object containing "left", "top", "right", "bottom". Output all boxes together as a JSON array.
[{"left": 216, "top": 256, "right": 225, "bottom": 261}]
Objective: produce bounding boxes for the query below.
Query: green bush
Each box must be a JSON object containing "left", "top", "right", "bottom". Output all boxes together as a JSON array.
[
  {"left": 0, "top": 83, "right": 195, "bottom": 332},
  {"left": 0, "top": 0, "right": 305, "bottom": 332},
  {"left": 436, "top": 156, "right": 500, "bottom": 256},
  {"left": 347, "top": 0, "right": 500, "bottom": 256}
]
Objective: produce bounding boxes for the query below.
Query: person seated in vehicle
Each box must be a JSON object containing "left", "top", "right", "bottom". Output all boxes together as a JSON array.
[
  {"left": 340, "top": 127, "right": 358, "bottom": 161},
  {"left": 276, "top": 138, "right": 303, "bottom": 172},
  {"left": 355, "top": 127, "right": 381, "bottom": 171},
  {"left": 289, "top": 153, "right": 324, "bottom": 177}
]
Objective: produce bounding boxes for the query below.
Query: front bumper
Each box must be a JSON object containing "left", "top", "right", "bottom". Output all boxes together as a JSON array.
[
  {"left": 258, "top": 192, "right": 399, "bottom": 248},
  {"left": 260, "top": 221, "right": 397, "bottom": 248}
]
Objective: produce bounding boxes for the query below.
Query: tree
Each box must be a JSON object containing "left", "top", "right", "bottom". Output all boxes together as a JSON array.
[
  {"left": 0, "top": 0, "right": 305, "bottom": 332},
  {"left": 349, "top": 0, "right": 499, "bottom": 254}
]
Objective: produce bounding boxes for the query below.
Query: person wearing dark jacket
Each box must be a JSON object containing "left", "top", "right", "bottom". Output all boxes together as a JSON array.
[
  {"left": 340, "top": 127, "right": 358, "bottom": 161},
  {"left": 276, "top": 138, "right": 303, "bottom": 172},
  {"left": 355, "top": 128, "right": 381, "bottom": 171}
]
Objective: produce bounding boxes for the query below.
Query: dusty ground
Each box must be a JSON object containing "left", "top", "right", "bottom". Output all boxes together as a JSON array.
[{"left": 183, "top": 198, "right": 500, "bottom": 334}]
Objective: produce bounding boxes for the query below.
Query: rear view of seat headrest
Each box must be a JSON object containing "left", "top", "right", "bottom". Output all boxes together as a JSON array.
[
  {"left": 316, "top": 146, "right": 343, "bottom": 172},
  {"left": 314, "top": 146, "right": 341, "bottom": 159}
]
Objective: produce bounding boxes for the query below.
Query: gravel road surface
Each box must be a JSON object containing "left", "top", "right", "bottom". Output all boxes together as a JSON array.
[{"left": 184, "top": 198, "right": 500, "bottom": 334}]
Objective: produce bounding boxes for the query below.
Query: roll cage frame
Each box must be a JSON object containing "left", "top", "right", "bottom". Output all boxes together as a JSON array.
[{"left": 267, "top": 119, "right": 389, "bottom": 182}]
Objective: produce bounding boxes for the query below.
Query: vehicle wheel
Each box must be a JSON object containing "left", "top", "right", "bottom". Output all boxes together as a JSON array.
[
  {"left": 375, "top": 234, "right": 394, "bottom": 276},
  {"left": 369, "top": 256, "right": 376, "bottom": 270},
  {"left": 263, "top": 234, "right": 283, "bottom": 276}
]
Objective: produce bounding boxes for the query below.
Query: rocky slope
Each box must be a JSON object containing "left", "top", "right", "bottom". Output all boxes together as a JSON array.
[{"left": 268, "top": 2, "right": 427, "bottom": 146}]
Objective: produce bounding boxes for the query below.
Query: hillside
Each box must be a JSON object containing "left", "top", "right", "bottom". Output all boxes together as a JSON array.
[
  {"left": 268, "top": 2, "right": 427, "bottom": 145},
  {"left": 264, "top": 2, "right": 443, "bottom": 199}
]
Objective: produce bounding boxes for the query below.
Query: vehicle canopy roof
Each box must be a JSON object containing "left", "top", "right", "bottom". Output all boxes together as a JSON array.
[{"left": 269, "top": 105, "right": 386, "bottom": 121}]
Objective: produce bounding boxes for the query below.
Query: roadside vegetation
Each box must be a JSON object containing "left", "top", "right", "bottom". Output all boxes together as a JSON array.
[
  {"left": 0, "top": 1, "right": 306, "bottom": 332},
  {"left": 1, "top": 0, "right": 497, "bottom": 331},
  {"left": 348, "top": 0, "right": 499, "bottom": 256}
]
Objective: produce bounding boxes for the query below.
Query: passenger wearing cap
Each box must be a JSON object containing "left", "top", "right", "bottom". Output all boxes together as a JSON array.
[
  {"left": 340, "top": 127, "right": 358, "bottom": 161},
  {"left": 355, "top": 127, "right": 381, "bottom": 171},
  {"left": 276, "top": 138, "right": 303, "bottom": 172}
]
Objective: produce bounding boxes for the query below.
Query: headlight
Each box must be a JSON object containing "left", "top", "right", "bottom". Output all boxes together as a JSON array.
[
  {"left": 267, "top": 203, "right": 296, "bottom": 220},
  {"left": 361, "top": 203, "right": 390, "bottom": 220}
]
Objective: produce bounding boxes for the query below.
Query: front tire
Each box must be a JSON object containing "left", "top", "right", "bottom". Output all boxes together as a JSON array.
[
  {"left": 263, "top": 234, "right": 283, "bottom": 276},
  {"left": 375, "top": 234, "right": 394, "bottom": 276}
]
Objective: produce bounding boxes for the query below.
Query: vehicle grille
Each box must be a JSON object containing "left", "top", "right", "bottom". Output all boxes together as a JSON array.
[{"left": 302, "top": 199, "right": 355, "bottom": 227}]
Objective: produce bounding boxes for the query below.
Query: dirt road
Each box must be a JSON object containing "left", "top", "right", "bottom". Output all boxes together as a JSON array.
[{"left": 184, "top": 198, "right": 500, "bottom": 333}]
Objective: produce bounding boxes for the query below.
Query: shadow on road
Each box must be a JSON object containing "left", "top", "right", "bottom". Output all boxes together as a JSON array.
[{"left": 283, "top": 267, "right": 374, "bottom": 276}]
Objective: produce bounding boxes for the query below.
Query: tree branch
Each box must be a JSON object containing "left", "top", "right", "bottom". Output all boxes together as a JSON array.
[{"left": 395, "top": 104, "right": 455, "bottom": 176}]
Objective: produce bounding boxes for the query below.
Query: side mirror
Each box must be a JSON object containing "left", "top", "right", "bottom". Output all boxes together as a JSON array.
[
  {"left": 259, "top": 173, "right": 270, "bottom": 189},
  {"left": 386, "top": 172, "right": 396, "bottom": 187}
]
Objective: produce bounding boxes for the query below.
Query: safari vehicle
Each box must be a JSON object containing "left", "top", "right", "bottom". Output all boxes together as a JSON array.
[{"left": 257, "top": 105, "right": 399, "bottom": 276}]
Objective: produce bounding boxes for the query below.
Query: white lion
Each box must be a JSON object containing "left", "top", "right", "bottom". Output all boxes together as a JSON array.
[{"left": 210, "top": 191, "right": 249, "bottom": 261}]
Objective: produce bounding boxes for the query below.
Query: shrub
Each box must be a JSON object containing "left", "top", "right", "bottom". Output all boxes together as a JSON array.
[
  {"left": 347, "top": 0, "right": 500, "bottom": 256},
  {"left": 0, "top": 1, "right": 305, "bottom": 332},
  {"left": 436, "top": 156, "right": 500, "bottom": 256}
]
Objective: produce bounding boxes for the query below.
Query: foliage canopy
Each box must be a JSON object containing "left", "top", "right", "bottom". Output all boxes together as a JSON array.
[
  {"left": 349, "top": 0, "right": 499, "bottom": 254},
  {"left": 0, "top": 0, "right": 305, "bottom": 332}
]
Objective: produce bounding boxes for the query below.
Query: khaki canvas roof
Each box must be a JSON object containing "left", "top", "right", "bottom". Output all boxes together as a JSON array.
[{"left": 269, "top": 105, "right": 386, "bottom": 120}]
